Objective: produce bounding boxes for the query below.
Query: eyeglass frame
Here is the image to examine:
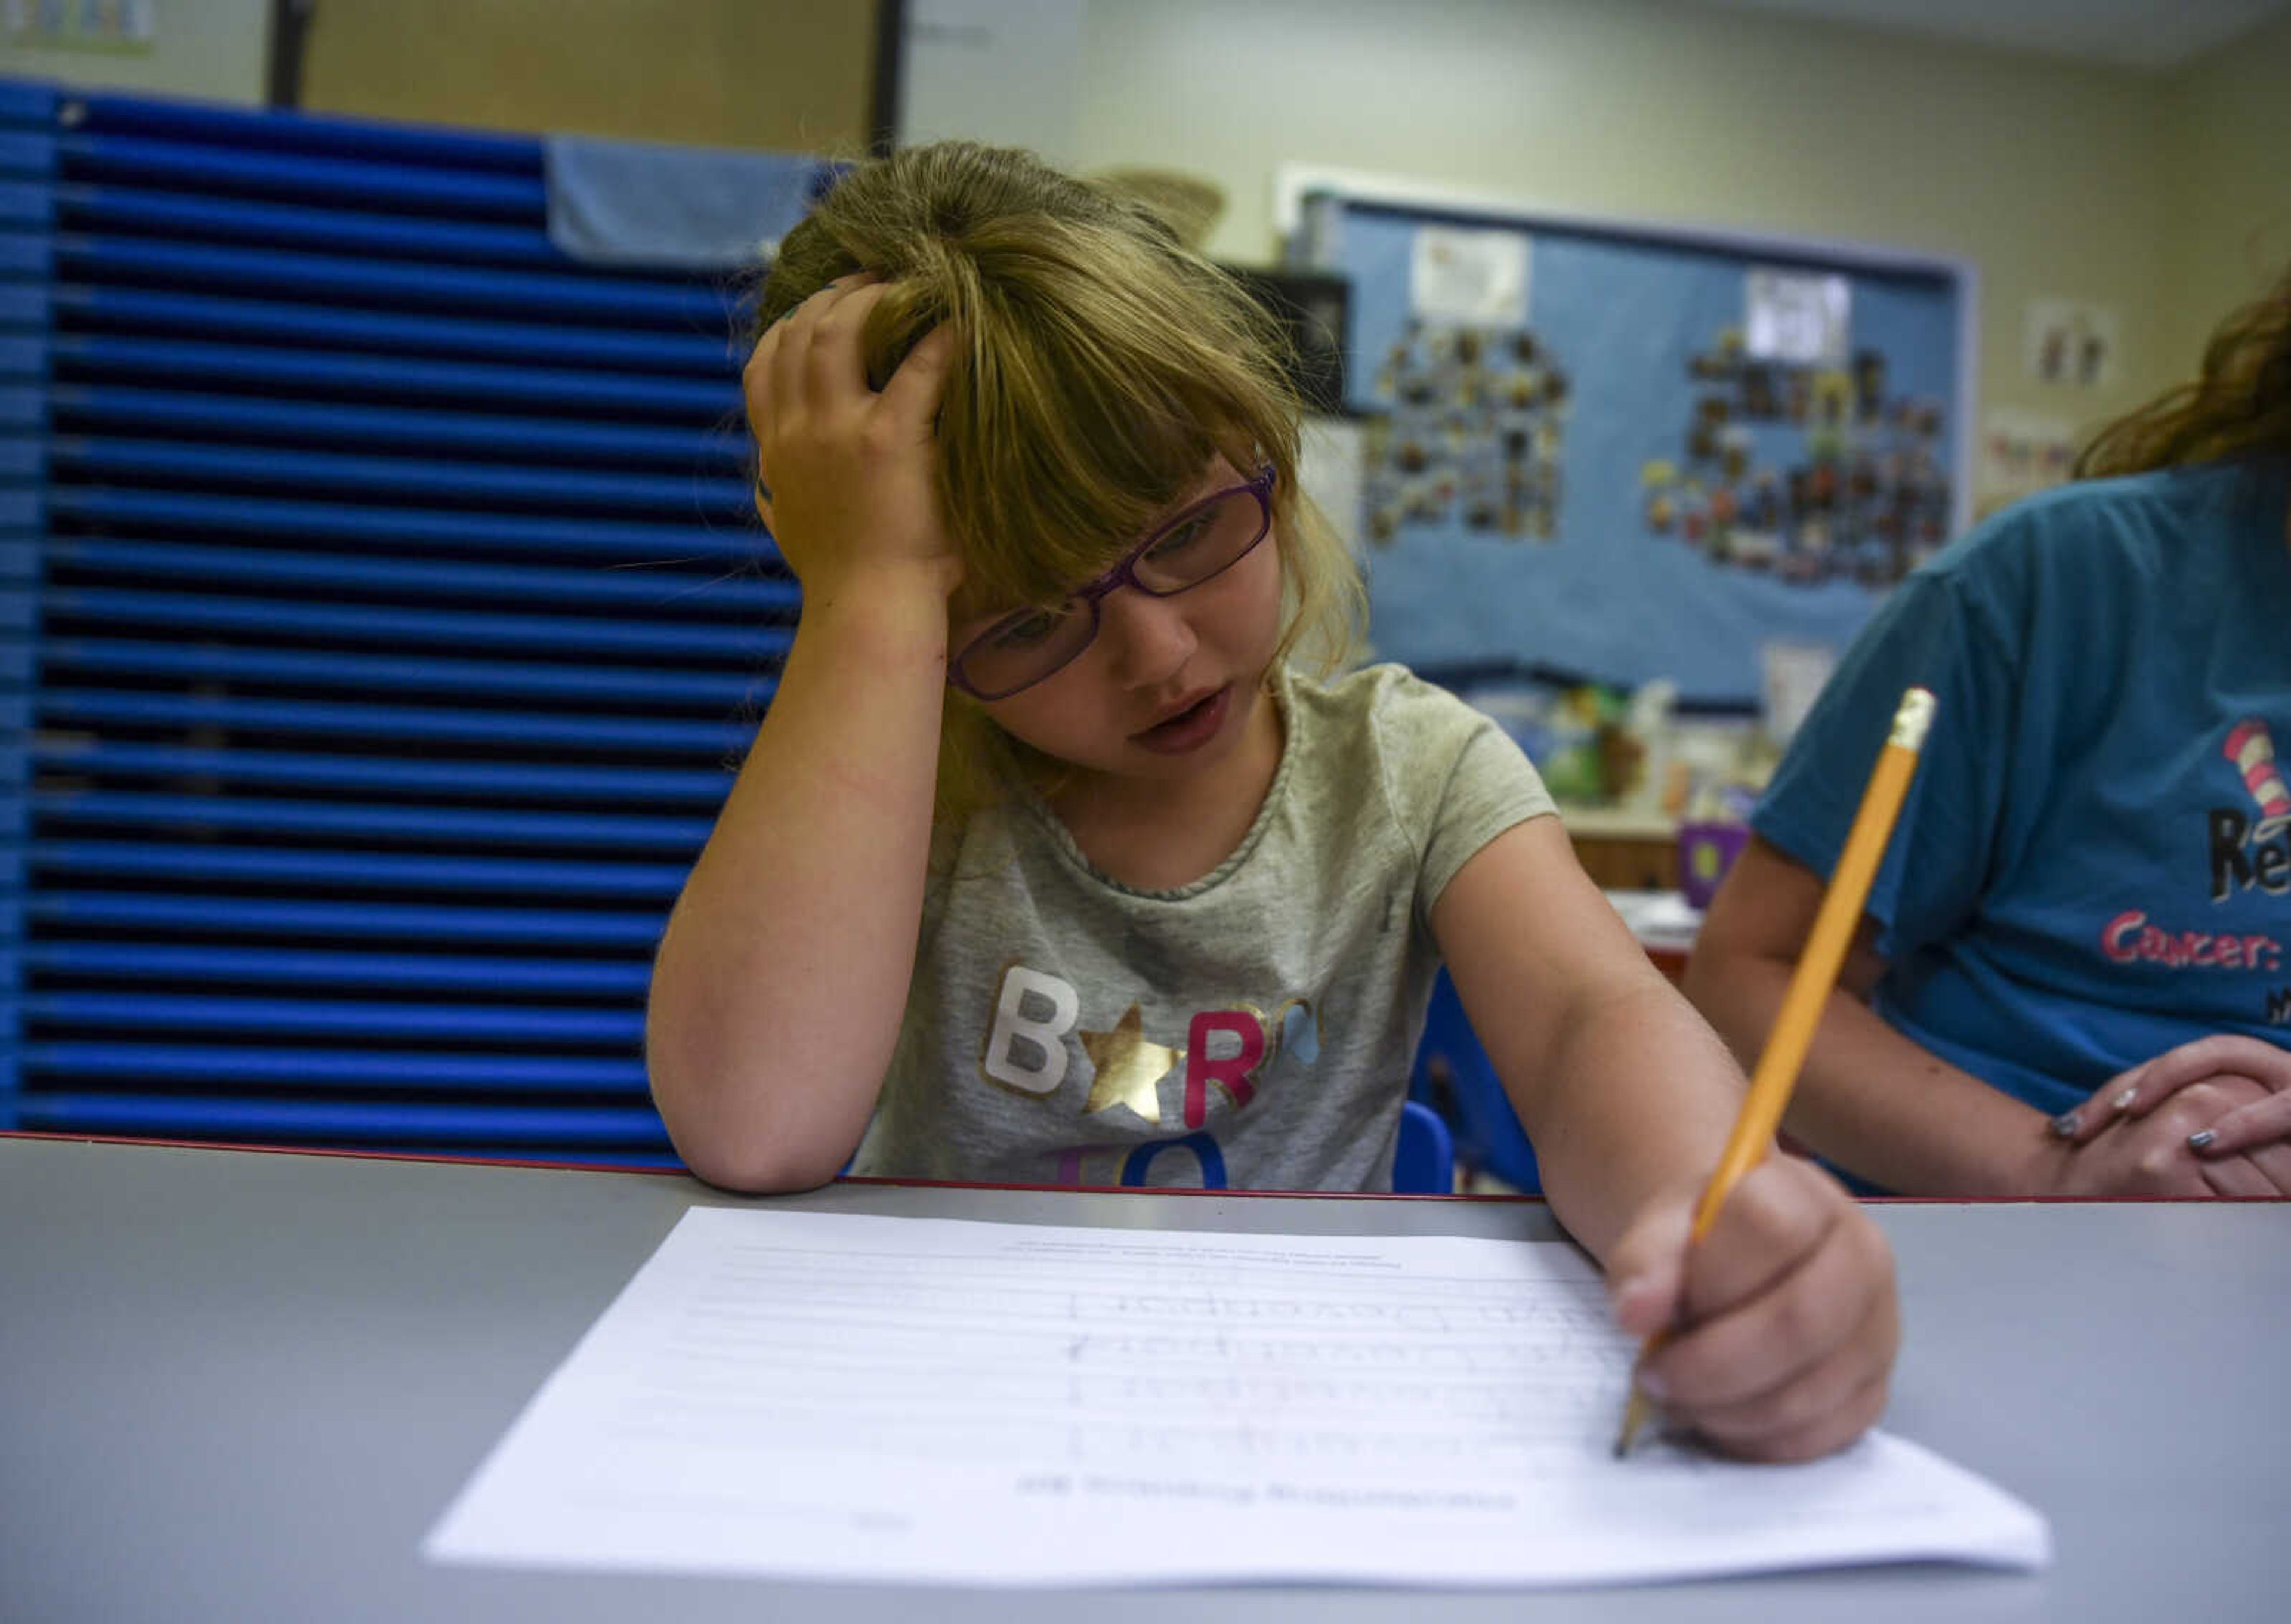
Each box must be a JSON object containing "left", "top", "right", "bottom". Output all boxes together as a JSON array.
[{"left": 946, "top": 462, "right": 1280, "bottom": 701}]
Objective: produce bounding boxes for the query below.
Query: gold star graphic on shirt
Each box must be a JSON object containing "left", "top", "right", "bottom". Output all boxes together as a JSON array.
[{"left": 1079, "top": 1004, "right": 1184, "bottom": 1124}]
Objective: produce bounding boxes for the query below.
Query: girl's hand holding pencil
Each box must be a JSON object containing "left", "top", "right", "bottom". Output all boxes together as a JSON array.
[
  {"left": 1609, "top": 686, "right": 1930, "bottom": 1462},
  {"left": 1604, "top": 1156, "right": 1901, "bottom": 1462}
]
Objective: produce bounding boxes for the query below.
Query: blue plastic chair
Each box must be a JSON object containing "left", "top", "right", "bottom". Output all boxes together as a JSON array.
[
  {"left": 1408, "top": 968, "right": 1543, "bottom": 1193},
  {"left": 1392, "top": 1099, "right": 1455, "bottom": 1194}
]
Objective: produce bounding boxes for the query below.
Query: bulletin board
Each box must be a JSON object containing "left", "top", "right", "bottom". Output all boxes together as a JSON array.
[{"left": 1288, "top": 175, "right": 1975, "bottom": 708}]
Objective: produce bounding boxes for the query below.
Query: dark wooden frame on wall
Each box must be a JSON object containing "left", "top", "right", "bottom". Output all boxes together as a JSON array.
[
  {"left": 268, "top": 0, "right": 313, "bottom": 108},
  {"left": 870, "top": 0, "right": 907, "bottom": 153}
]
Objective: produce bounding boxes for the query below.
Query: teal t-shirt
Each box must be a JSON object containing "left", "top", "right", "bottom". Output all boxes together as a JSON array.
[{"left": 1753, "top": 459, "right": 2291, "bottom": 1119}]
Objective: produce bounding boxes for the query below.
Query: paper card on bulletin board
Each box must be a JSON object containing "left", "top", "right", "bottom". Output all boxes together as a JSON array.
[
  {"left": 1304, "top": 192, "right": 1968, "bottom": 708},
  {"left": 2023, "top": 298, "right": 2118, "bottom": 390},
  {"left": 1746, "top": 268, "right": 1850, "bottom": 366},
  {"left": 1410, "top": 224, "right": 1531, "bottom": 327}
]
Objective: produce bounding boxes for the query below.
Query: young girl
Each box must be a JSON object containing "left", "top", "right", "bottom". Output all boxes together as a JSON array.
[{"left": 647, "top": 141, "right": 1898, "bottom": 1462}]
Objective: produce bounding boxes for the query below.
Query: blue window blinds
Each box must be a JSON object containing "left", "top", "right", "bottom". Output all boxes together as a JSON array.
[{"left": 0, "top": 79, "right": 820, "bottom": 1167}]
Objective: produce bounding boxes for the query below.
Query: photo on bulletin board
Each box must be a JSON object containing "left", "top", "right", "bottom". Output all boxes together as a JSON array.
[{"left": 1287, "top": 177, "right": 1973, "bottom": 708}]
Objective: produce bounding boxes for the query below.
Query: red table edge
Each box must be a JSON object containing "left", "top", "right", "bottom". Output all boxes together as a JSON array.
[{"left": 9, "top": 1128, "right": 2278, "bottom": 1202}]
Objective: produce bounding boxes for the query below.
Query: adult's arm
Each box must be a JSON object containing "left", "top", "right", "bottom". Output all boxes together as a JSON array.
[
  {"left": 1685, "top": 837, "right": 2265, "bottom": 1196},
  {"left": 1684, "top": 838, "right": 2051, "bottom": 1194}
]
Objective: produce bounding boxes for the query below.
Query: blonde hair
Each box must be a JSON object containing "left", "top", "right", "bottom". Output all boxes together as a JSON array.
[
  {"left": 755, "top": 141, "right": 1366, "bottom": 823},
  {"left": 2077, "top": 260, "right": 2291, "bottom": 479}
]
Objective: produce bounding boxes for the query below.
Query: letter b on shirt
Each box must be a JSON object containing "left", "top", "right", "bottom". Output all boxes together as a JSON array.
[{"left": 983, "top": 966, "right": 1079, "bottom": 1094}]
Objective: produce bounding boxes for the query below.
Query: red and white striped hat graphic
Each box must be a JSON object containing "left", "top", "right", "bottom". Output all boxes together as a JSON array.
[{"left": 2224, "top": 718, "right": 2290, "bottom": 843}]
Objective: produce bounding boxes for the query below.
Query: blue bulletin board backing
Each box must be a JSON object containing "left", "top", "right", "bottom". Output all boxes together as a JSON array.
[{"left": 1296, "top": 186, "right": 1972, "bottom": 707}]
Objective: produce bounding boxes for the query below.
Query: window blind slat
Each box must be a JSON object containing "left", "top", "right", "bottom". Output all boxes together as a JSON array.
[
  {"left": 32, "top": 741, "right": 735, "bottom": 804},
  {"left": 50, "top": 385, "right": 740, "bottom": 470},
  {"left": 49, "top": 538, "right": 789, "bottom": 616},
  {"left": 38, "top": 688, "right": 757, "bottom": 753},
  {"left": 53, "top": 334, "right": 739, "bottom": 421},
  {"left": 27, "top": 893, "right": 666, "bottom": 947},
  {"left": 43, "top": 586, "right": 790, "bottom": 660},
  {"left": 35, "top": 789, "right": 712, "bottom": 851},
  {"left": 28, "top": 993, "right": 646, "bottom": 1045},
  {"left": 53, "top": 285, "right": 734, "bottom": 373},
  {"left": 42, "top": 637, "right": 771, "bottom": 710},
  {"left": 25, "top": 1046, "right": 644, "bottom": 1088},
  {"left": 31, "top": 840, "right": 690, "bottom": 897},
  {"left": 26, "top": 941, "right": 650, "bottom": 995},
  {"left": 54, "top": 231, "right": 724, "bottom": 326},
  {"left": 45, "top": 486, "right": 768, "bottom": 566},
  {"left": 16, "top": 1094, "right": 670, "bottom": 1143},
  {"left": 56, "top": 131, "right": 544, "bottom": 220}
]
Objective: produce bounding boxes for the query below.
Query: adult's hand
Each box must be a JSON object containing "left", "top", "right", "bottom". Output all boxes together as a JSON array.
[
  {"left": 2035, "top": 1070, "right": 2286, "bottom": 1196},
  {"left": 2049, "top": 1036, "right": 2291, "bottom": 1195}
]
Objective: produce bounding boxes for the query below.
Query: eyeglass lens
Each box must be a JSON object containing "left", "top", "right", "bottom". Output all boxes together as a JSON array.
[{"left": 956, "top": 483, "right": 1269, "bottom": 697}]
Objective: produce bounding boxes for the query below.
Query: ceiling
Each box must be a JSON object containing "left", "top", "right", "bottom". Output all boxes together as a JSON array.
[{"left": 1685, "top": 0, "right": 2290, "bottom": 70}]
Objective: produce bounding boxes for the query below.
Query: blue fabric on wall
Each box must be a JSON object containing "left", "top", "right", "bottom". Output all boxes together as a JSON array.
[{"left": 542, "top": 133, "right": 828, "bottom": 271}]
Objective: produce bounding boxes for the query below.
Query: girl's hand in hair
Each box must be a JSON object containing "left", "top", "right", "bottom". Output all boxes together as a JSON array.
[{"left": 744, "top": 277, "right": 962, "bottom": 603}]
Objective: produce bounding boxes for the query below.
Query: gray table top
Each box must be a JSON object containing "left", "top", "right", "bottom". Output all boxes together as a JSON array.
[{"left": 3, "top": 1135, "right": 2285, "bottom": 1623}]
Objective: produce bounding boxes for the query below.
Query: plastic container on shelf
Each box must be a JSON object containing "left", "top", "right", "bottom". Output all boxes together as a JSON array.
[{"left": 1676, "top": 818, "right": 1750, "bottom": 909}]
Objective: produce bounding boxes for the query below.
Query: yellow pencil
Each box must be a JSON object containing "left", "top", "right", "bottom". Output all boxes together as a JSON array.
[{"left": 1613, "top": 684, "right": 1935, "bottom": 1458}]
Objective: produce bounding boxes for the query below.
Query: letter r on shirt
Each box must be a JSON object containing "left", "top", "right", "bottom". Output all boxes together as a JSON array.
[
  {"left": 983, "top": 966, "right": 1079, "bottom": 1095},
  {"left": 1183, "top": 1010, "right": 1265, "bottom": 1128}
]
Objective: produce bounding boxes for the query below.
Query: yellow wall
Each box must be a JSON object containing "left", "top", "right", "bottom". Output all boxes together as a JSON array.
[
  {"left": 1070, "top": 0, "right": 2189, "bottom": 448},
  {"left": 2160, "top": 6, "right": 2291, "bottom": 380},
  {"left": 298, "top": 0, "right": 878, "bottom": 156}
]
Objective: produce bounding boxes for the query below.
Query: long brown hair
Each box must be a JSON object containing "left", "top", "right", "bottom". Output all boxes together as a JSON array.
[
  {"left": 2077, "top": 261, "right": 2291, "bottom": 478},
  {"left": 755, "top": 142, "right": 1366, "bottom": 824}
]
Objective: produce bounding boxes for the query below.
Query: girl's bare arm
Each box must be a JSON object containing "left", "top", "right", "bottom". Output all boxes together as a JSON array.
[
  {"left": 1431, "top": 815, "right": 1742, "bottom": 1255},
  {"left": 647, "top": 282, "right": 960, "bottom": 1192},
  {"left": 1433, "top": 817, "right": 1898, "bottom": 1462}
]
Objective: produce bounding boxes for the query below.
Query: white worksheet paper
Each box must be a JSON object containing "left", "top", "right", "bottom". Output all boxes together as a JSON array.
[{"left": 425, "top": 1208, "right": 2050, "bottom": 1588}]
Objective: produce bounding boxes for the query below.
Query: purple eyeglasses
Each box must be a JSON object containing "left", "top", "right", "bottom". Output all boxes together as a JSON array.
[{"left": 948, "top": 464, "right": 1279, "bottom": 700}]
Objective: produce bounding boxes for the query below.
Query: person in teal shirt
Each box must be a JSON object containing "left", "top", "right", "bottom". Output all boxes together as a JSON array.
[{"left": 1688, "top": 265, "right": 2291, "bottom": 1198}]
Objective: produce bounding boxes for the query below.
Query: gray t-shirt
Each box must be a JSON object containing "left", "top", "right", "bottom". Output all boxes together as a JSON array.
[{"left": 851, "top": 663, "right": 1555, "bottom": 1190}]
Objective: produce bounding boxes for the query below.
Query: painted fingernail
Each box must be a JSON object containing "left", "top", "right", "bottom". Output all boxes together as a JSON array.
[
  {"left": 2113, "top": 1087, "right": 2139, "bottom": 1112},
  {"left": 2048, "top": 1110, "right": 2081, "bottom": 1138},
  {"left": 2187, "top": 1129, "right": 2216, "bottom": 1151}
]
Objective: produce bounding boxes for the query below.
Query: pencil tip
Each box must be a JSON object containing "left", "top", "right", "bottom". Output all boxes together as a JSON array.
[{"left": 1613, "top": 1387, "right": 1651, "bottom": 1458}]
